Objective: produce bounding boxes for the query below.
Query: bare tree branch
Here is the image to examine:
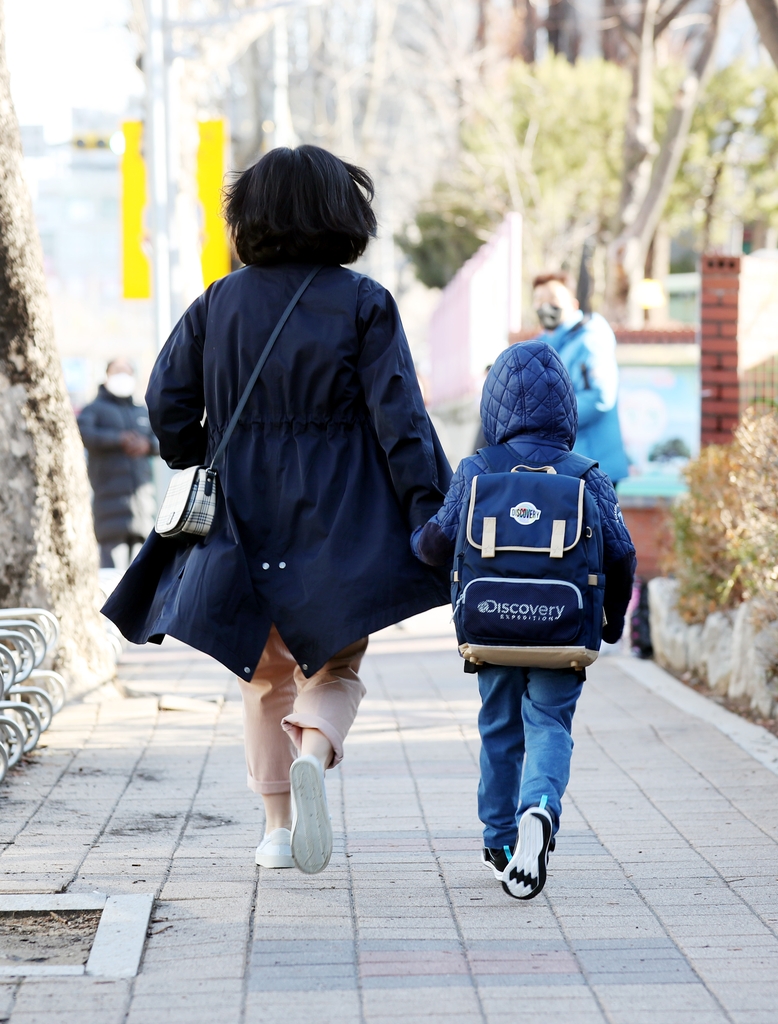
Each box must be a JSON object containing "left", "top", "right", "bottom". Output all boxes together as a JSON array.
[
  {"left": 744, "top": 0, "right": 778, "bottom": 68},
  {"left": 632, "top": 1, "right": 721, "bottom": 248},
  {"left": 613, "top": 0, "right": 722, "bottom": 324},
  {"left": 654, "top": 0, "right": 695, "bottom": 37}
]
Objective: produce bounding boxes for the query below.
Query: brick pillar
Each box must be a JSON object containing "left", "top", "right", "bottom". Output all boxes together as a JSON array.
[{"left": 700, "top": 256, "right": 740, "bottom": 445}]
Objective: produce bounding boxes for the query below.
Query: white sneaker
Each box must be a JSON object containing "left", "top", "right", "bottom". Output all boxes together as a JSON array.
[
  {"left": 255, "top": 828, "right": 294, "bottom": 868},
  {"left": 289, "top": 754, "right": 332, "bottom": 874},
  {"left": 502, "top": 806, "right": 554, "bottom": 900}
]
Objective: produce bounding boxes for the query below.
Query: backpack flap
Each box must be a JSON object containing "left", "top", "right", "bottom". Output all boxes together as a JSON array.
[{"left": 466, "top": 472, "right": 585, "bottom": 559}]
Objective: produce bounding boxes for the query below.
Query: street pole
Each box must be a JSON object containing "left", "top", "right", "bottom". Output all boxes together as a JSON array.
[
  {"left": 144, "top": 0, "right": 316, "bottom": 352},
  {"left": 272, "top": 9, "right": 296, "bottom": 149},
  {"left": 146, "top": 0, "right": 172, "bottom": 352},
  {"left": 145, "top": 0, "right": 175, "bottom": 508}
]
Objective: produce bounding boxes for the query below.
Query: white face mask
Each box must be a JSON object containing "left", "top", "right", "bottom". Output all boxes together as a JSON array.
[{"left": 105, "top": 373, "right": 136, "bottom": 398}]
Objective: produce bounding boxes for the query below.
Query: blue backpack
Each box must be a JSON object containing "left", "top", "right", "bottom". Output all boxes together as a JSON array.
[{"left": 452, "top": 445, "right": 605, "bottom": 671}]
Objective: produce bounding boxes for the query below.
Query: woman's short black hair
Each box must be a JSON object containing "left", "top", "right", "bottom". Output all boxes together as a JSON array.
[{"left": 223, "top": 145, "right": 377, "bottom": 266}]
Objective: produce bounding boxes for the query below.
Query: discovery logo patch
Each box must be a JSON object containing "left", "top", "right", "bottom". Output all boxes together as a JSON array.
[
  {"left": 510, "top": 502, "right": 541, "bottom": 525},
  {"left": 476, "top": 600, "right": 565, "bottom": 621}
]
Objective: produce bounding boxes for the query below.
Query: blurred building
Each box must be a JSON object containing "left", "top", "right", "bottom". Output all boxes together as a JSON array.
[{"left": 22, "top": 109, "right": 155, "bottom": 411}]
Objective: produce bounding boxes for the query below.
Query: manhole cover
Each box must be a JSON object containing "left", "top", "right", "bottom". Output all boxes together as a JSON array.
[{"left": 0, "top": 910, "right": 102, "bottom": 967}]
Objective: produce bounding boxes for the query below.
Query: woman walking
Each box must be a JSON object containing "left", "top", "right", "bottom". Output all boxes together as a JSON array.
[{"left": 102, "top": 145, "right": 451, "bottom": 875}]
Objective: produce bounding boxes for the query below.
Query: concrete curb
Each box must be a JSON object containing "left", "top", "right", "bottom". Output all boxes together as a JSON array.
[
  {"left": 615, "top": 655, "right": 778, "bottom": 777},
  {"left": 0, "top": 892, "right": 153, "bottom": 977}
]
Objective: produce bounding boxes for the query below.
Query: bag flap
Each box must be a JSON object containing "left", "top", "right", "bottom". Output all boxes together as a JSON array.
[
  {"left": 466, "top": 472, "right": 585, "bottom": 554},
  {"left": 156, "top": 465, "right": 202, "bottom": 533}
]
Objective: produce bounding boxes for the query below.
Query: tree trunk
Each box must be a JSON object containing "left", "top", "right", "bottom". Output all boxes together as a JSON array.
[
  {"left": 476, "top": 0, "right": 488, "bottom": 48},
  {"left": 617, "top": 0, "right": 660, "bottom": 244},
  {"left": 646, "top": 221, "right": 670, "bottom": 324},
  {"left": 510, "top": 0, "right": 537, "bottom": 61},
  {"left": 745, "top": 0, "right": 778, "bottom": 68},
  {"left": 610, "top": 1, "right": 721, "bottom": 325},
  {"left": 0, "top": 0, "right": 115, "bottom": 693},
  {"left": 547, "top": 0, "right": 581, "bottom": 62}
]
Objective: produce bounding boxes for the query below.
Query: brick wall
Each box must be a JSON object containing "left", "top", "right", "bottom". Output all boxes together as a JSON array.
[
  {"left": 700, "top": 256, "right": 740, "bottom": 446},
  {"left": 613, "top": 327, "right": 696, "bottom": 344},
  {"left": 620, "top": 503, "right": 673, "bottom": 581},
  {"left": 509, "top": 326, "right": 696, "bottom": 345}
]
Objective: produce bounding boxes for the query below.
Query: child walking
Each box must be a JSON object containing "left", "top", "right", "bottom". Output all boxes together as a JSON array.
[{"left": 412, "top": 341, "right": 635, "bottom": 899}]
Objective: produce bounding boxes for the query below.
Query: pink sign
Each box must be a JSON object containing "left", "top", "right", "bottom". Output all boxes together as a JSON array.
[{"left": 427, "top": 214, "right": 522, "bottom": 407}]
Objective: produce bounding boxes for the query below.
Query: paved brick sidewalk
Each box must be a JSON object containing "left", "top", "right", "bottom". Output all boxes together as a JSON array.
[{"left": 0, "top": 612, "right": 777, "bottom": 1023}]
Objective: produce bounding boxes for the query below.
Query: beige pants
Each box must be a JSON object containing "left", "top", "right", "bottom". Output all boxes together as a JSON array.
[{"left": 237, "top": 625, "right": 367, "bottom": 794}]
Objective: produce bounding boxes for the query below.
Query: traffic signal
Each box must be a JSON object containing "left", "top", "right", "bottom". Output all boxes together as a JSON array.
[
  {"left": 72, "top": 133, "right": 111, "bottom": 149},
  {"left": 121, "top": 121, "right": 151, "bottom": 299},
  {"left": 197, "top": 120, "right": 231, "bottom": 287}
]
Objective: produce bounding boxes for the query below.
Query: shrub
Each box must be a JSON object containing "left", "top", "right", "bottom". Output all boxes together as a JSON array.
[
  {"left": 670, "top": 408, "right": 778, "bottom": 623},
  {"left": 670, "top": 442, "right": 744, "bottom": 623}
]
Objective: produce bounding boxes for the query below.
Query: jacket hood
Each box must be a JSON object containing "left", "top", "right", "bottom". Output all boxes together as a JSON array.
[{"left": 480, "top": 340, "right": 577, "bottom": 448}]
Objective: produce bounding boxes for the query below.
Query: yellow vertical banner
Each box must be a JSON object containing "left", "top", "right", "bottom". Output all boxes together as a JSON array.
[
  {"left": 197, "top": 120, "right": 231, "bottom": 286},
  {"left": 121, "top": 121, "right": 151, "bottom": 299}
]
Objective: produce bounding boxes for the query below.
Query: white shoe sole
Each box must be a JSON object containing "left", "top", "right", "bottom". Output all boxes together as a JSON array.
[
  {"left": 255, "top": 828, "right": 294, "bottom": 868},
  {"left": 255, "top": 849, "right": 295, "bottom": 868},
  {"left": 290, "top": 756, "right": 332, "bottom": 874},
  {"left": 502, "top": 807, "right": 552, "bottom": 900}
]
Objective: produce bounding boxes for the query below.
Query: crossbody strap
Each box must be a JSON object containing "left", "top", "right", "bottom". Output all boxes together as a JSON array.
[{"left": 208, "top": 264, "right": 321, "bottom": 471}]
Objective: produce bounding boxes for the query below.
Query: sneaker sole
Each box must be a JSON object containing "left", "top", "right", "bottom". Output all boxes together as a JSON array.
[
  {"left": 255, "top": 851, "right": 295, "bottom": 869},
  {"left": 290, "top": 758, "right": 332, "bottom": 874},
  {"left": 502, "top": 809, "right": 552, "bottom": 900}
]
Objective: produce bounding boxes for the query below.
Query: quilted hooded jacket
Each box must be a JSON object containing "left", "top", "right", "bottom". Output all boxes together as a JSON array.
[{"left": 412, "top": 340, "right": 636, "bottom": 643}]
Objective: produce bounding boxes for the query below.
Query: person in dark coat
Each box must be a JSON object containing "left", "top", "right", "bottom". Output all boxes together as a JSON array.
[
  {"left": 77, "top": 359, "right": 159, "bottom": 568},
  {"left": 102, "top": 145, "right": 452, "bottom": 875}
]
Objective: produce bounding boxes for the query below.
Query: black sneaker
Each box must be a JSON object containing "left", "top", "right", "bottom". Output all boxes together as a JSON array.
[
  {"left": 481, "top": 844, "right": 514, "bottom": 879},
  {"left": 502, "top": 806, "right": 554, "bottom": 900}
]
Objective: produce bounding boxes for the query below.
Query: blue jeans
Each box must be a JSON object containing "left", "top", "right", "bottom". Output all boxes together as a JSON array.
[{"left": 477, "top": 664, "right": 583, "bottom": 848}]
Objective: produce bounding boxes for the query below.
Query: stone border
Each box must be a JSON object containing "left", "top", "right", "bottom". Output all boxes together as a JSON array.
[
  {"left": 615, "top": 656, "right": 778, "bottom": 777},
  {"left": 0, "top": 893, "right": 153, "bottom": 977}
]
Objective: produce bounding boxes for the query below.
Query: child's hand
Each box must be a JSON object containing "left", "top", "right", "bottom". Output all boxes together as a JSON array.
[{"left": 602, "top": 618, "right": 625, "bottom": 645}]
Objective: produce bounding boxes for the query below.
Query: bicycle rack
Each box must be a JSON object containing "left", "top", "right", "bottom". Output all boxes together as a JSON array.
[{"left": 0, "top": 608, "right": 66, "bottom": 778}]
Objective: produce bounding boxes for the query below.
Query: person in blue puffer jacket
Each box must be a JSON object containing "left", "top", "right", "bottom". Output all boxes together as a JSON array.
[
  {"left": 411, "top": 340, "right": 635, "bottom": 901},
  {"left": 532, "top": 271, "right": 629, "bottom": 485}
]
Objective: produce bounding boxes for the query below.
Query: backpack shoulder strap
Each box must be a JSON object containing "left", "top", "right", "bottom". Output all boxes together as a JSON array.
[
  {"left": 478, "top": 444, "right": 597, "bottom": 480},
  {"left": 551, "top": 451, "right": 598, "bottom": 479}
]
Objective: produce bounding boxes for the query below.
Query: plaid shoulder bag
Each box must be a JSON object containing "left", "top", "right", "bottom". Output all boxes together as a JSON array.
[{"left": 155, "top": 265, "right": 321, "bottom": 538}]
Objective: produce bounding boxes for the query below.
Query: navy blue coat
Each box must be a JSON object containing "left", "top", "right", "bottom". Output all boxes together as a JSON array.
[
  {"left": 102, "top": 263, "right": 452, "bottom": 678},
  {"left": 412, "top": 341, "right": 636, "bottom": 642}
]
